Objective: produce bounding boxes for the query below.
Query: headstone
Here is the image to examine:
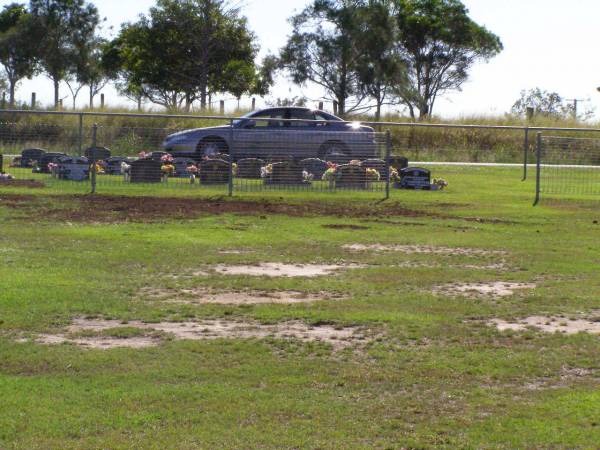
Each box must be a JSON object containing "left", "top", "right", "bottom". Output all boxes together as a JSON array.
[
  {"left": 265, "top": 160, "right": 305, "bottom": 185},
  {"left": 130, "top": 158, "right": 162, "bottom": 183},
  {"left": 150, "top": 151, "right": 169, "bottom": 162},
  {"left": 300, "top": 158, "right": 328, "bottom": 179},
  {"left": 390, "top": 155, "right": 409, "bottom": 171},
  {"left": 237, "top": 158, "right": 265, "bottom": 179},
  {"left": 200, "top": 159, "right": 230, "bottom": 185},
  {"left": 173, "top": 157, "right": 197, "bottom": 178},
  {"left": 361, "top": 158, "right": 388, "bottom": 180},
  {"left": 85, "top": 146, "right": 111, "bottom": 161},
  {"left": 36, "top": 152, "right": 67, "bottom": 173},
  {"left": 20, "top": 148, "right": 46, "bottom": 167},
  {"left": 399, "top": 167, "right": 432, "bottom": 190},
  {"left": 57, "top": 156, "right": 90, "bottom": 181},
  {"left": 336, "top": 164, "right": 367, "bottom": 189},
  {"left": 105, "top": 157, "right": 131, "bottom": 175}
]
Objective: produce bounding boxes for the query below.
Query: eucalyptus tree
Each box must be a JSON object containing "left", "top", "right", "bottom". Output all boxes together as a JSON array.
[
  {"left": 281, "top": 0, "right": 366, "bottom": 116},
  {"left": 391, "top": 0, "right": 503, "bottom": 119},
  {"left": 0, "top": 3, "right": 39, "bottom": 107},
  {"left": 29, "top": 0, "right": 100, "bottom": 108}
]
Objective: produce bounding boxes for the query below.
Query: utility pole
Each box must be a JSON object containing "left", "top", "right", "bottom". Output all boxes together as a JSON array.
[{"left": 566, "top": 98, "right": 586, "bottom": 120}]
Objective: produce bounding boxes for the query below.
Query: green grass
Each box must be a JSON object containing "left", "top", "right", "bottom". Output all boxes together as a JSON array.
[{"left": 1, "top": 166, "right": 600, "bottom": 448}]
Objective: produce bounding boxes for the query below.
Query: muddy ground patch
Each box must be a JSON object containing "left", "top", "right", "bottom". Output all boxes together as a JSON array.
[
  {"left": 32, "top": 318, "right": 371, "bottom": 350},
  {"left": 3, "top": 195, "right": 438, "bottom": 223}
]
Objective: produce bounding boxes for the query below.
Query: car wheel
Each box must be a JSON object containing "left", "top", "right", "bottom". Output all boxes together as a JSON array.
[
  {"left": 197, "top": 137, "right": 229, "bottom": 158},
  {"left": 320, "top": 141, "right": 349, "bottom": 161}
]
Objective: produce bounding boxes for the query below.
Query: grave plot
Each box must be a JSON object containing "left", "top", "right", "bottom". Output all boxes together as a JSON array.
[
  {"left": 139, "top": 287, "right": 340, "bottom": 305},
  {"left": 433, "top": 282, "right": 536, "bottom": 299},
  {"left": 490, "top": 313, "right": 600, "bottom": 335},
  {"left": 31, "top": 318, "right": 372, "bottom": 350}
]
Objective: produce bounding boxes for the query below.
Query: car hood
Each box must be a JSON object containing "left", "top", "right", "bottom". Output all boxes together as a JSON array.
[{"left": 166, "top": 125, "right": 231, "bottom": 140}]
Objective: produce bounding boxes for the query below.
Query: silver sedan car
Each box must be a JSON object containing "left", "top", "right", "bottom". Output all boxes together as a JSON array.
[{"left": 162, "top": 107, "right": 378, "bottom": 161}]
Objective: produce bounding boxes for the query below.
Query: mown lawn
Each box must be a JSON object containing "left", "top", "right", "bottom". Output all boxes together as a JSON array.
[{"left": 1, "top": 166, "right": 599, "bottom": 449}]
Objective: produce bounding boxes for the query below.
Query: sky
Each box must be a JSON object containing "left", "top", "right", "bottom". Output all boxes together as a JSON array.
[{"left": 2, "top": 0, "right": 600, "bottom": 119}]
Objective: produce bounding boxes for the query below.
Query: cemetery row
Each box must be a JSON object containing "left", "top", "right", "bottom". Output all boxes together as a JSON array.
[{"left": 1, "top": 148, "right": 445, "bottom": 191}]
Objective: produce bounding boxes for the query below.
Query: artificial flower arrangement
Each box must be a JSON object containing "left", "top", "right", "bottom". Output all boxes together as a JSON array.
[
  {"left": 47, "top": 162, "right": 59, "bottom": 177},
  {"left": 302, "top": 170, "right": 314, "bottom": 183},
  {"left": 187, "top": 164, "right": 199, "bottom": 183},
  {"left": 161, "top": 154, "right": 174, "bottom": 164},
  {"left": 121, "top": 162, "right": 131, "bottom": 182},
  {"left": 433, "top": 178, "right": 449, "bottom": 190},
  {"left": 161, "top": 164, "right": 175, "bottom": 176},
  {"left": 389, "top": 167, "right": 400, "bottom": 183},
  {"left": 260, "top": 164, "right": 273, "bottom": 179},
  {"left": 232, "top": 162, "right": 238, "bottom": 177},
  {"left": 366, "top": 168, "right": 381, "bottom": 182},
  {"left": 94, "top": 161, "right": 106, "bottom": 174},
  {"left": 138, "top": 151, "right": 151, "bottom": 159}
]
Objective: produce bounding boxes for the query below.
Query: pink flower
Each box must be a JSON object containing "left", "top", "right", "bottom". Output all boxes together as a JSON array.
[{"left": 161, "top": 154, "right": 174, "bottom": 163}]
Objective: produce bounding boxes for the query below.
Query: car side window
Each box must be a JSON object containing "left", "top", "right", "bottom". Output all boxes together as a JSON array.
[
  {"left": 290, "top": 110, "right": 316, "bottom": 127},
  {"left": 267, "top": 111, "right": 286, "bottom": 128},
  {"left": 315, "top": 113, "right": 330, "bottom": 127},
  {"left": 249, "top": 112, "right": 272, "bottom": 128}
]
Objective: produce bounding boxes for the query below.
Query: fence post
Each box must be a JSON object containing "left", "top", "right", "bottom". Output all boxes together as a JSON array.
[
  {"left": 522, "top": 127, "right": 529, "bottom": 181},
  {"left": 385, "top": 130, "right": 391, "bottom": 200},
  {"left": 534, "top": 132, "right": 542, "bottom": 206},
  {"left": 91, "top": 123, "right": 98, "bottom": 194},
  {"left": 228, "top": 118, "right": 234, "bottom": 197},
  {"left": 78, "top": 113, "right": 84, "bottom": 156}
]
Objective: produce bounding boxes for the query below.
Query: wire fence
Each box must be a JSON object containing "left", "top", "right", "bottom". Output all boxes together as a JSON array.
[
  {"left": 534, "top": 134, "right": 600, "bottom": 204},
  {"left": 3, "top": 109, "right": 600, "bottom": 202}
]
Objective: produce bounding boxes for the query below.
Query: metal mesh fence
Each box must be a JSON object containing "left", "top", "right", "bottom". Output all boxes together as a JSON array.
[{"left": 537, "top": 135, "right": 600, "bottom": 200}]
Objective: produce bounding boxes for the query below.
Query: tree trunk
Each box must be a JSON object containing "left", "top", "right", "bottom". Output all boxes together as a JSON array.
[
  {"left": 137, "top": 96, "right": 142, "bottom": 112},
  {"left": 89, "top": 86, "right": 94, "bottom": 110},
  {"left": 9, "top": 78, "right": 16, "bottom": 108},
  {"left": 200, "top": 87, "right": 207, "bottom": 110},
  {"left": 53, "top": 78, "right": 60, "bottom": 109}
]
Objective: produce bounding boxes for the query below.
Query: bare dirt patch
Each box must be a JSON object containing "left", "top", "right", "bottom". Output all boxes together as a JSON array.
[
  {"left": 34, "top": 318, "right": 369, "bottom": 350},
  {"left": 322, "top": 224, "right": 371, "bottom": 230},
  {"left": 140, "top": 287, "right": 337, "bottom": 305},
  {"left": 0, "top": 179, "right": 45, "bottom": 189},
  {"left": 343, "top": 244, "right": 507, "bottom": 257},
  {"left": 209, "top": 263, "right": 365, "bottom": 278},
  {"left": 490, "top": 314, "right": 600, "bottom": 335},
  {"left": 434, "top": 282, "right": 536, "bottom": 299},
  {"left": 8, "top": 195, "right": 437, "bottom": 223}
]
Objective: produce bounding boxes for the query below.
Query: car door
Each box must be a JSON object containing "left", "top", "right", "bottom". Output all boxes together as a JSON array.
[
  {"left": 237, "top": 109, "right": 286, "bottom": 159},
  {"left": 287, "top": 110, "right": 318, "bottom": 158}
]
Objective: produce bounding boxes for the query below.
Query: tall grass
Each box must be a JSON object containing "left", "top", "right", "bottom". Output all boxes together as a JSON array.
[{"left": 1, "top": 107, "right": 600, "bottom": 161}]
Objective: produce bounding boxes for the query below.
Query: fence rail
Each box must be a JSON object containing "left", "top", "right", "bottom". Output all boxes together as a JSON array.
[{"left": 3, "top": 109, "right": 600, "bottom": 201}]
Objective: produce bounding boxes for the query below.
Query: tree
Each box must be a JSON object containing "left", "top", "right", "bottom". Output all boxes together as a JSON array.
[
  {"left": 392, "top": 0, "right": 503, "bottom": 119},
  {"left": 29, "top": 0, "right": 100, "bottom": 108},
  {"left": 280, "top": 0, "right": 366, "bottom": 116},
  {"left": 75, "top": 37, "right": 110, "bottom": 109},
  {"left": 0, "top": 3, "right": 39, "bottom": 108},
  {"left": 509, "top": 88, "right": 595, "bottom": 120},
  {"left": 108, "top": 0, "right": 258, "bottom": 111},
  {"left": 354, "top": 1, "right": 407, "bottom": 121}
]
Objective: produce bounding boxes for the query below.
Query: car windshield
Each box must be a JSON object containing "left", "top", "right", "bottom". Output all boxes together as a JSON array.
[{"left": 232, "top": 111, "right": 258, "bottom": 127}]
